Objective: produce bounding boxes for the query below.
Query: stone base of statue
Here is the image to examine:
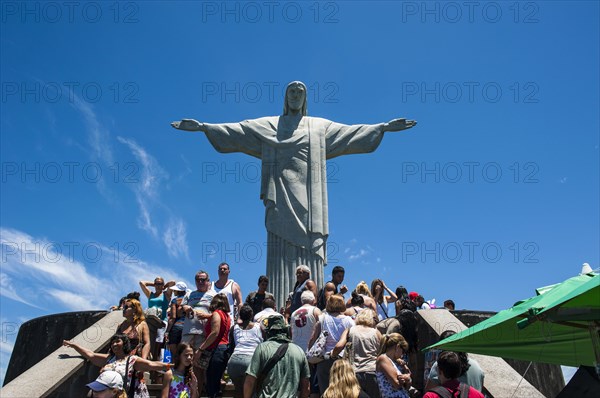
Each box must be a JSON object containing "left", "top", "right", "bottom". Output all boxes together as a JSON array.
[{"left": 266, "top": 231, "right": 324, "bottom": 308}]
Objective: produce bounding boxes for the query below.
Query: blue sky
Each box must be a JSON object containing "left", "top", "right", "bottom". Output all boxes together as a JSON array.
[{"left": 1, "top": 0, "right": 598, "bottom": 384}]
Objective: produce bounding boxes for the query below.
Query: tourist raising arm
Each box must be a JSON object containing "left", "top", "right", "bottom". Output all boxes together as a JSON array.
[
  {"left": 139, "top": 278, "right": 176, "bottom": 301},
  {"left": 62, "top": 340, "right": 110, "bottom": 368}
]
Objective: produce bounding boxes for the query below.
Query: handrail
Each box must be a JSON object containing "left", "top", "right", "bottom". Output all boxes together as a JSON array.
[{"left": 0, "top": 311, "right": 124, "bottom": 398}]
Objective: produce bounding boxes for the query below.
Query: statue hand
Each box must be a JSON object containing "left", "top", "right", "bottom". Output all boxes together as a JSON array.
[
  {"left": 383, "top": 118, "right": 417, "bottom": 132},
  {"left": 171, "top": 119, "right": 204, "bottom": 132}
]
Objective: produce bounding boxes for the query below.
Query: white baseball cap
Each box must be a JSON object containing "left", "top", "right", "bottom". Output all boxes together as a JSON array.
[
  {"left": 86, "top": 370, "right": 123, "bottom": 391},
  {"left": 170, "top": 281, "right": 188, "bottom": 292}
]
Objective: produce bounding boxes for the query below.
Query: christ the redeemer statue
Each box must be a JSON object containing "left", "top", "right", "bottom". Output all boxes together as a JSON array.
[{"left": 172, "top": 81, "right": 416, "bottom": 307}]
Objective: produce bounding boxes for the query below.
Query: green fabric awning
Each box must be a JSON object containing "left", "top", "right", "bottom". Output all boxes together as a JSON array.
[{"left": 428, "top": 273, "right": 600, "bottom": 367}]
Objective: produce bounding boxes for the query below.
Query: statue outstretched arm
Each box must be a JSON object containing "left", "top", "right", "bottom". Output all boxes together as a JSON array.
[
  {"left": 381, "top": 118, "right": 417, "bottom": 132},
  {"left": 171, "top": 119, "right": 206, "bottom": 132},
  {"left": 171, "top": 118, "right": 264, "bottom": 159}
]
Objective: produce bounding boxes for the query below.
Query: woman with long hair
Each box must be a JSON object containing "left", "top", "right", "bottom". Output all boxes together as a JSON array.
[
  {"left": 226, "top": 304, "right": 263, "bottom": 398},
  {"left": 117, "top": 299, "right": 151, "bottom": 359},
  {"left": 322, "top": 359, "right": 369, "bottom": 398},
  {"left": 371, "top": 279, "right": 398, "bottom": 321},
  {"left": 309, "top": 294, "right": 355, "bottom": 395},
  {"left": 333, "top": 309, "right": 382, "bottom": 398},
  {"left": 161, "top": 342, "right": 198, "bottom": 398},
  {"left": 197, "top": 293, "right": 231, "bottom": 398},
  {"left": 139, "top": 277, "right": 176, "bottom": 322},
  {"left": 375, "top": 333, "right": 412, "bottom": 398},
  {"left": 166, "top": 282, "right": 189, "bottom": 358},
  {"left": 64, "top": 333, "right": 170, "bottom": 398},
  {"left": 139, "top": 276, "right": 176, "bottom": 378}
]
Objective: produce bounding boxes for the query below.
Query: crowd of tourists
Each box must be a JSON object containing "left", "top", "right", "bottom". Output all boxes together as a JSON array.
[{"left": 64, "top": 262, "right": 484, "bottom": 398}]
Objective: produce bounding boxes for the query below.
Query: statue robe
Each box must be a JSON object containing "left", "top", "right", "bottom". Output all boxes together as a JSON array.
[{"left": 203, "top": 115, "right": 385, "bottom": 307}]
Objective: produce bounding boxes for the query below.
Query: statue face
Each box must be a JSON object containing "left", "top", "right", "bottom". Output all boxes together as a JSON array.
[{"left": 286, "top": 84, "right": 306, "bottom": 113}]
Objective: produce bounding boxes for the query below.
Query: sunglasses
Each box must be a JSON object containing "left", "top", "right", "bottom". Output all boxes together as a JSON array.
[{"left": 196, "top": 278, "right": 209, "bottom": 283}]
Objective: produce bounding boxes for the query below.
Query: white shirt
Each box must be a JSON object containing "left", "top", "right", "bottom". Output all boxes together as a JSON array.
[
  {"left": 290, "top": 305, "right": 318, "bottom": 351},
  {"left": 212, "top": 279, "right": 236, "bottom": 325},
  {"left": 232, "top": 323, "right": 263, "bottom": 356},
  {"left": 254, "top": 308, "right": 284, "bottom": 323}
]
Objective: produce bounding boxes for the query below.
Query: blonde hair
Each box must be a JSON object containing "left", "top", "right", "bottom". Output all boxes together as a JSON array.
[
  {"left": 322, "top": 360, "right": 361, "bottom": 398},
  {"left": 378, "top": 333, "right": 409, "bottom": 356},
  {"left": 355, "top": 308, "right": 377, "bottom": 327},
  {"left": 126, "top": 299, "right": 145, "bottom": 325},
  {"left": 355, "top": 281, "right": 373, "bottom": 298},
  {"left": 325, "top": 294, "right": 346, "bottom": 313}
]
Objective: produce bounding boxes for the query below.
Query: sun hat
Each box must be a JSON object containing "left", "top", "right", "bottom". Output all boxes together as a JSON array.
[{"left": 170, "top": 281, "right": 188, "bottom": 292}]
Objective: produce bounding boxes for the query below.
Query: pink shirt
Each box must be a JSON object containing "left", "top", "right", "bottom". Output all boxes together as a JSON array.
[{"left": 423, "top": 380, "right": 484, "bottom": 398}]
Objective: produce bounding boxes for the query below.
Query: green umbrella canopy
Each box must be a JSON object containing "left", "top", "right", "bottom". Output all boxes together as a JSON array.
[{"left": 428, "top": 273, "right": 600, "bottom": 367}]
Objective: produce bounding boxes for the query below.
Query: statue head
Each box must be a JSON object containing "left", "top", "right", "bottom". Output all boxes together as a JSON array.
[{"left": 283, "top": 81, "right": 307, "bottom": 116}]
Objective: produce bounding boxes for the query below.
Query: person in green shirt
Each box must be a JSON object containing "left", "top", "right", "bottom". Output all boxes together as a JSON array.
[{"left": 244, "top": 316, "right": 310, "bottom": 398}]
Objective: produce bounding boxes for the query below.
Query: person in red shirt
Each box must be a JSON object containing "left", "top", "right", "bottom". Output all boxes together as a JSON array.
[
  {"left": 197, "top": 293, "right": 231, "bottom": 398},
  {"left": 423, "top": 352, "right": 484, "bottom": 398}
]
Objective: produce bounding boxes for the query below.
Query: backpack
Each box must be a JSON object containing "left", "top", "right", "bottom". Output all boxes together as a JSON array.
[{"left": 428, "top": 382, "right": 470, "bottom": 398}]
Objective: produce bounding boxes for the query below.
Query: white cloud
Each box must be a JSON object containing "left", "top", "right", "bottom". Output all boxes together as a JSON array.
[
  {"left": 118, "top": 136, "right": 166, "bottom": 238},
  {"left": 72, "top": 96, "right": 114, "bottom": 165},
  {"left": 117, "top": 136, "right": 189, "bottom": 258},
  {"left": 174, "top": 154, "right": 193, "bottom": 183},
  {"left": 117, "top": 136, "right": 166, "bottom": 200},
  {"left": 1, "top": 228, "right": 100, "bottom": 293},
  {"left": 349, "top": 248, "right": 368, "bottom": 261},
  {"left": 45, "top": 289, "right": 98, "bottom": 311},
  {"left": 345, "top": 240, "right": 380, "bottom": 265},
  {"left": 0, "top": 227, "right": 189, "bottom": 312},
  {"left": 68, "top": 101, "right": 189, "bottom": 260},
  {"left": 163, "top": 218, "right": 189, "bottom": 259},
  {"left": 0, "top": 341, "right": 14, "bottom": 356},
  {"left": 136, "top": 196, "right": 159, "bottom": 238},
  {"left": 1, "top": 228, "right": 105, "bottom": 310},
  {"left": 71, "top": 96, "right": 114, "bottom": 200},
  {"left": 0, "top": 273, "right": 42, "bottom": 309}
]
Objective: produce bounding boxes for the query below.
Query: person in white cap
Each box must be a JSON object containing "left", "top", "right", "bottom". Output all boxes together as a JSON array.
[
  {"left": 166, "top": 281, "right": 190, "bottom": 357},
  {"left": 86, "top": 370, "right": 125, "bottom": 398}
]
